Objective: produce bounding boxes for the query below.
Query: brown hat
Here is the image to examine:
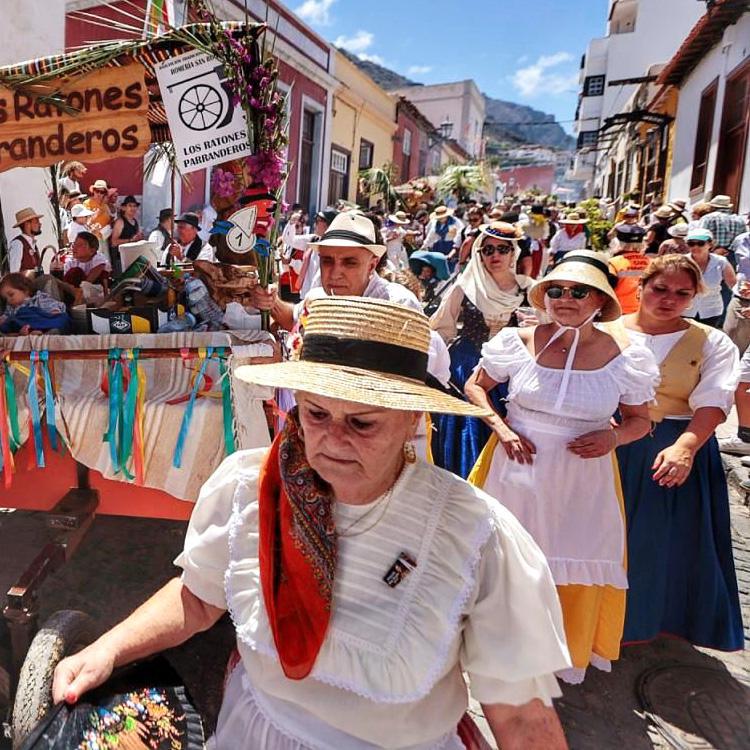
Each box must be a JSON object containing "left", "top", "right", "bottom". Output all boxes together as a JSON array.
[
  {"left": 13, "top": 207, "right": 44, "bottom": 228},
  {"left": 653, "top": 205, "right": 674, "bottom": 220}
]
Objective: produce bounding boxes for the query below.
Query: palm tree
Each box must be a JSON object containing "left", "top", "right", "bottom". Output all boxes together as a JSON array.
[
  {"left": 358, "top": 164, "right": 401, "bottom": 211},
  {"left": 436, "top": 164, "right": 485, "bottom": 203}
]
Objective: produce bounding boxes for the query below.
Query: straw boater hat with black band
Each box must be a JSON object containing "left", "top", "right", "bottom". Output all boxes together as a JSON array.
[
  {"left": 235, "top": 297, "right": 490, "bottom": 416},
  {"left": 528, "top": 250, "right": 621, "bottom": 322},
  {"left": 310, "top": 211, "right": 386, "bottom": 257}
]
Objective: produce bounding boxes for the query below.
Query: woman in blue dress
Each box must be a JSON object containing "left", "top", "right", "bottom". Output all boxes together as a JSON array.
[
  {"left": 616, "top": 253, "right": 744, "bottom": 650},
  {"left": 430, "top": 221, "right": 530, "bottom": 477}
]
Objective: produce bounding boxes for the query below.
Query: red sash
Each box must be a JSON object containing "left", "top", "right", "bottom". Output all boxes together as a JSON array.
[{"left": 258, "top": 408, "right": 336, "bottom": 679}]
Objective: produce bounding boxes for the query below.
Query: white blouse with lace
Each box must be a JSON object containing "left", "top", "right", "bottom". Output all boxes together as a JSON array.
[
  {"left": 627, "top": 327, "right": 739, "bottom": 418},
  {"left": 176, "top": 450, "right": 570, "bottom": 750},
  {"left": 476, "top": 327, "right": 659, "bottom": 590}
]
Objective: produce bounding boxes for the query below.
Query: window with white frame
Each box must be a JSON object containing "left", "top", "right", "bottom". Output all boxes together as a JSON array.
[{"left": 403, "top": 129, "right": 412, "bottom": 156}]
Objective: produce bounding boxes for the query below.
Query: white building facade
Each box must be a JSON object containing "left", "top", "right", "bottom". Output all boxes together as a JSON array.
[
  {"left": 570, "top": 0, "right": 702, "bottom": 197},
  {"left": 666, "top": 8, "right": 750, "bottom": 214}
]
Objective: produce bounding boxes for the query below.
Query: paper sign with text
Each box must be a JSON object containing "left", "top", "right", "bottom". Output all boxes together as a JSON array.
[{"left": 154, "top": 49, "right": 252, "bottom": 174}]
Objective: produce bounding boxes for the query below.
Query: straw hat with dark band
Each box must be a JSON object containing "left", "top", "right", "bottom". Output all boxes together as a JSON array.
[
  {"left": 235, "top": 297, "right": 490, "bottom": 416},
  {"left": 310, "top": 211, "right": 386, "bottom": 257},
  {"left": 528, "top": 250, "right": 621, "bottom": 322}
]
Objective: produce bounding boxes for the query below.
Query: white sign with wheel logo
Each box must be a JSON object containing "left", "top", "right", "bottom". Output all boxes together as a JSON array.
[{"left": 154, "top": 48, "right": 253, "bottom": 174}]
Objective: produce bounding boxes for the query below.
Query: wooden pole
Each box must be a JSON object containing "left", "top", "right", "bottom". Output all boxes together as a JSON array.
[{"left": 2, "top": 348, "right": 228, "bottom": 362}]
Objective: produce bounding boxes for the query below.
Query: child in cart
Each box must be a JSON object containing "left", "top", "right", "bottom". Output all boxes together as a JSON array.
[{"left": 0, "top": 272, "right": 71, "bottom": 334}]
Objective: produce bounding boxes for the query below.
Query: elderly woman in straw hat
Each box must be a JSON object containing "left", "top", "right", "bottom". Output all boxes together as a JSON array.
[
  {"left": 431, "top": 221, "right": 531, "bottom": 478},
  {"left": 466, "top": 251, "right": 659, "bottom": 684},
  {"left": 53, "top": 297, "right": 571, "bottom": 750}
]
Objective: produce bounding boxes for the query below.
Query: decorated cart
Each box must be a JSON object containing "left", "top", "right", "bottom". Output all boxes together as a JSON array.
[{"left": 0, "top": 10, "right": 290, "bottom": 745}]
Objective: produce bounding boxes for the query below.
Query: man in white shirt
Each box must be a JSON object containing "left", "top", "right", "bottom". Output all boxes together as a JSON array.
[
  {"left": 422, "top": 206, "right": 464, "bottom": 266},
  {"left": 253, "top": 211, "right": 451, "bottom": 388},
  {"left": 63, "top": 231, "right": 111, "bottom": 286},
  {"left": 161, "top": 212, "right": 215, "bottom": 265},
  {"left": 7, "top": 207, "right": 44, "bottom": 273}
]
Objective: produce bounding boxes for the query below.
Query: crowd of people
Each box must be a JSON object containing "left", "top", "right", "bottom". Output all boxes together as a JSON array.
[{"left": 34, "top": 172, "right": 746, "bottom": 747}]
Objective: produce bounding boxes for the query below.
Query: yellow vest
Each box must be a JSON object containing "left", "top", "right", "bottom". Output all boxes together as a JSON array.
[{"left": 649, "top": 321, "right": 709, "bottom": 422}]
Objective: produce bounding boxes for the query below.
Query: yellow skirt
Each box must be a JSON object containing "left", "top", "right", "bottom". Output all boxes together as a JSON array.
[{"left": 469, "top": 434, "right": 626, "bottom": 670}]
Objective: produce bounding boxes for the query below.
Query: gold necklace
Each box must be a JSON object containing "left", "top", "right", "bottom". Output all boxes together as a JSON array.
[{"left": 338, "top": 487, "right": 394, "bottom": 538}]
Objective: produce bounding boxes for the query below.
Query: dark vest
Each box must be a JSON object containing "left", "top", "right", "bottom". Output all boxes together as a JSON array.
[
  {"left": 184, "top": 236, "right": 204, "bottom": 261},
  {"left": 13, "top": 234, "right": 40, "bottom": 271}
]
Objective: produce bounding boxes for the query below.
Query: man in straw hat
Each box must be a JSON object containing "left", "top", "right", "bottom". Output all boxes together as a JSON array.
[
  {"left": 700, "top": 195, "right": 746, "bottom": 257},
  {"left": 53, "top": 295, "right": 570, "bottom": 749},
  {"left": 7, "top": 206, "right": 44, "bottom": 274},
  {"left": 549, "top": 210, "right": 588, "bottom": 264},
  {"left": 256, "top": 210, "right": 427, "bottom": 332},
  {"left": 423, "top": 205, "right": 464, "bottom": 266},
  {"left": 645, "top": 205, "right": 676, "bottom": 255},
  {"left": 658, "top": 223, "right": 689, "bottom": 255}
]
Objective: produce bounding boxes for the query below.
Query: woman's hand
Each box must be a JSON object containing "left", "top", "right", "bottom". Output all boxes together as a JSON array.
[
  {"left": 52, "top": 642, "right": 115, "bottom": 705},
  {"left": 652, "top": 443, "right": 694, "bottom": 487},
  {"left": 497, "top": 426, "right": 536, "bottom": 464},
  {"left": 567, "top": 429, "right": 616, "bottom": 459}
]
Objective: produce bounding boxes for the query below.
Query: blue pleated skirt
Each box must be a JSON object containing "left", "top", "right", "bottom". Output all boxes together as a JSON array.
[
  {"left": 616, "top": 419, "right": 744, "bottom": 650},
  {"left": 433, "top": 336, "right": 506, "bottom": 479}
]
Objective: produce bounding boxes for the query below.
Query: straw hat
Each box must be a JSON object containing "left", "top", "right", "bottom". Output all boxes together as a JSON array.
[
  {"left": 653, "top": 205, "right": 674, "bottom": 220},
  {"left": 89, "top": 179, "right": 109, "bottom": 192},
  {"left": 388, "top": 210, "right": 410, "bottom": 225},
  {"left": 70, "top": 204, "right": 95, "bottom": 219},
  {"left": 559, "top": 211, "right": 589, "bottom": 225},
  {"left": 12, "top": 206, "right": 44, "bottom": 227},
  {"left": 476, "top": 221, "right": 523, "bottom": 246},
  {"left": 667, "top": 223, "right": 688, "bottom": 238},
  {"left": 310, "top": 211, "right": 386, "bottom": 257},
  {"left": 528, "top": 250, "right": 621, "bottom": 322},
  {"left": 430, "top": 205, "right": 454, "bottom": 221},
  {"left": 235, "top": 297, "right": 490, "bottom": 416},
  {"left": 668, "top": 200, "right": 687, "bottom": 213},
  {"left": 709, "top": 194, "right": 733, "bottom": 210}
]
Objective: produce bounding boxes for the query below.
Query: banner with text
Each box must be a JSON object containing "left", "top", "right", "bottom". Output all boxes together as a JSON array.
[
  {"left": 0, "top": 63, "right": 150, "bottom": 173},
  {"left": 154, "top": 49, "right": 253, "bottom": 174}
]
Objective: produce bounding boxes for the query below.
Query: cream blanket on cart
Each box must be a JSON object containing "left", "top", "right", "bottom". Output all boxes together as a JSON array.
[{"left": 0, "top": 331, "right": 276, "bottom": 501}]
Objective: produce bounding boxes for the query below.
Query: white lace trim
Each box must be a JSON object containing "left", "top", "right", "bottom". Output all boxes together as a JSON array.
[
  {"left": 223, "top": 468, "right": 496, "bottom": 704},
  {"left": 547, "top": 557, "right": 628, "bottom": 589}
]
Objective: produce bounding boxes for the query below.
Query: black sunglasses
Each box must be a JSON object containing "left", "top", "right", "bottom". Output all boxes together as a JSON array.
[
  {"left": 545, "top": 284, "right": 592, "bottom": 300},
  {"left": 686, "top": 240, "right": 707, "bottom": 247},
  {"left": 480, "top": 244, "right": 513, "bottom": 257}
]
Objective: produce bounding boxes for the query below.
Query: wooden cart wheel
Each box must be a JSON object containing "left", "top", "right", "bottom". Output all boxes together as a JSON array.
[{"left": 11, "top": 610, "right": 97, "bottom": 749}]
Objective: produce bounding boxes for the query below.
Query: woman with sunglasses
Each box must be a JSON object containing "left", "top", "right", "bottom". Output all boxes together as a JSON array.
[
  {"left": 430, "top": 221, "right": 531, "bottom": 477},
  {"left": 466, "top": 251, "right": 659, "bottom": 683},
  {"left": 615, "top": 254, "right": 743, "bottom": 652},
  {"left": 682, "top": 227, "right": 735, "bottom": 327}
]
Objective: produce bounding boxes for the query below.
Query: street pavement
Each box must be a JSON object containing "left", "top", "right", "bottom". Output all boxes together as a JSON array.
[{"left": 0, "top": 418, "right": 748, "bottom": 748}]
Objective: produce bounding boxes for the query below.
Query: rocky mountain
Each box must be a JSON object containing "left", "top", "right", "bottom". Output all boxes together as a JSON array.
[{"left": 340, "top": 50, "right": 575, "bottom": 153}]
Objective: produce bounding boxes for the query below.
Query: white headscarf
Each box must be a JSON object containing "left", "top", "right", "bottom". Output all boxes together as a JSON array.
[{"left": 458, "top": 240, "right": 529, "bottom": 327}]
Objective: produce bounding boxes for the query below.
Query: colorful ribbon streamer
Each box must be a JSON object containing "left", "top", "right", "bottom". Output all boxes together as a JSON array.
[
  {"left": 27, "top": 352, "right": 45, "bottom": 468},
  {"left": 0, "top": 366, "right": 15, "bottom": 487},
  {"left": 173, "top": 347, "right": 213, "bottom": 469},
  {"left": 217, "top": 348, "right": 236, "bottom": 458}
]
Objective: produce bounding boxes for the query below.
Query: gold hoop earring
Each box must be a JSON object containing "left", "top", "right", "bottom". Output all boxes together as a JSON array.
[{"left": 403, "top": 442, "right": 417, "bottom": 464}]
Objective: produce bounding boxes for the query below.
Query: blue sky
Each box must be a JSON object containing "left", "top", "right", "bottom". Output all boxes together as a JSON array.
[{"left": 292, "top": 0, "right": 609, "bottom": 133}]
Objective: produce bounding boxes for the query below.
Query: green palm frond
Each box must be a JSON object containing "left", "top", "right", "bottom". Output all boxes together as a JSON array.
[
  {"left": 358, "top": 165, "right": 401, "bottom": 210},
  {"left": 436, "top": 164, "right": 485, "bottom": 201}
]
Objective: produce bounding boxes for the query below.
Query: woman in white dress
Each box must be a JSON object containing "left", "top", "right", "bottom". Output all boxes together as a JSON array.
[
  {"left": 465, "top": 251, "right": 659, "bottom": 684},
  {"left": 52, "top": 297, "right": 571, "bottom": 749}
]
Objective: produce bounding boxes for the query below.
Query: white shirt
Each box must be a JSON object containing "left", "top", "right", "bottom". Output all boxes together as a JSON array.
[
  {"left": 160, "top": 241, "right": 216, "bottom": 265},
  {"left": 66, "top": 221, "right": 89, "bottom": 245},
  {"left": 550, "top": 229, "right": 587, "bottom": 256},
  {"left": 683, "top": 254, "right": 731, "bottom": 319},
  {"left": 628, "top": 327, "right": 739, "bottom": 417},
  {"left": 63, "top": 251, "right": 111, "bottom": 275},
  {"left": 423, "top": 218, "right": 464, "bottom": 251},
  {"left": 176, "top": 451, "right": 570, "bottom": 749},
  {"left": 7, "top": 232, "right": 38, "bottom": 273}
]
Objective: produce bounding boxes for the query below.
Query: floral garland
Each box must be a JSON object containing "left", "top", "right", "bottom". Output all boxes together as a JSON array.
[{"left": 193, "top": 1, "right": 289, "bottom": 329}]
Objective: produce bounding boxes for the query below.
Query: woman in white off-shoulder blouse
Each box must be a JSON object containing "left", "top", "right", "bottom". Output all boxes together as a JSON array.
[{"left": 52, "top": 297, "right": 570, "bottom": 750}]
